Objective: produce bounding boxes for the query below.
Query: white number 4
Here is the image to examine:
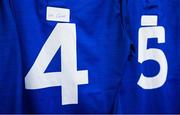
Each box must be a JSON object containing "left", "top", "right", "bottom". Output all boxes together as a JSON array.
[
  {"left": 25, "top": 23, "right": 88, "bottom": 105},
  {"left": 138, "top": 15, "right": 168, "bottom": 89}
]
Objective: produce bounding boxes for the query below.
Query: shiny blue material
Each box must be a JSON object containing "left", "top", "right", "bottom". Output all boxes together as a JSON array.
[
  {"left": 114, "top": 0, "right": 180, "bottom": 114},
  {"left": 0, "top": 0, "right": 129, "bottom": 113},
  {"left": 1, "top": 0, "right": 180, "bottom": 114}
]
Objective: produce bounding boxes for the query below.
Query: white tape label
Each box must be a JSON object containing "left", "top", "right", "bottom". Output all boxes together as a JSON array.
[{"left": 47, "top": 7, "right": 70, "bottom": 22}]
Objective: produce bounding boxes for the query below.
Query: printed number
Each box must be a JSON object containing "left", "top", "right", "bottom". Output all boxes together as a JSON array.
[
  {"left": 138, "top": 15, "right": 168, "bottom": 89},
  {"left": 25, "top": 23, "right": 88, "bottom": 105}
]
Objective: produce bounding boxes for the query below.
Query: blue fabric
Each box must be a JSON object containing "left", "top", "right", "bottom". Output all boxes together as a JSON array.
[
  {"left": 1, "top": 0, "right": 180, "bottom": 114},
  {"left": 0, "top": 0, "right": 129, "bottom": 113},
  {"left": 114, "top": 0, "right": 180, "bottom": 114},
  {"left": 0, "top": 0, "right": 23, "bottom": 113}
]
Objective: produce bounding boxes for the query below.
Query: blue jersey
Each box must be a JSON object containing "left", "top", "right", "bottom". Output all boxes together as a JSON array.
[
  {"left": 0, "top": 0, "right": 129, "bottom": 114},
  {"left": 114, "top": 0, "right": 180, "bottom": 114},
  {"left": 1, "top": 0, "right": 180, "bottom": 114},
  {"left": 0, "top": 0, "right": 23, "bottom": 113}
]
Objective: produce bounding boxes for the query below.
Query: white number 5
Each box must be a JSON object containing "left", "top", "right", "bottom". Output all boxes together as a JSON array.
[{"left": 138, "top": 15, "right": 168, "bottom": 89}]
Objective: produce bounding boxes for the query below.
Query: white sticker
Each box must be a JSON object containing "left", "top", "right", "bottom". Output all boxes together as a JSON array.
[
  {"left": 46, "top": 7, "right": 70, "bottom": 22},
  {"left": 141, "top": 15, "right": 158, "bottom": 26}
]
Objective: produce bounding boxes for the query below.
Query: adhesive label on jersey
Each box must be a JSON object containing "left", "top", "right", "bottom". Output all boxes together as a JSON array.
[{"left": 46, "top": 7, "right": 70, "bottom": 22}]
